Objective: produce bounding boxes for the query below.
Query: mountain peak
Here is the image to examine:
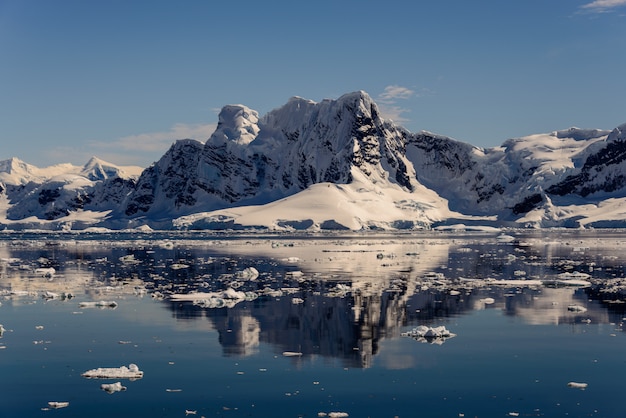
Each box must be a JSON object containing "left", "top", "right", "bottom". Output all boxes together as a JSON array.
[{"left": 210, "top": 104, "right": 260, "bottom": 146}]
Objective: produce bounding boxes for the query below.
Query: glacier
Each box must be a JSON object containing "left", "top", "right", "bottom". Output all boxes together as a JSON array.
[{"left": 1, "top": 91, "right": 625, "bottom": 231}]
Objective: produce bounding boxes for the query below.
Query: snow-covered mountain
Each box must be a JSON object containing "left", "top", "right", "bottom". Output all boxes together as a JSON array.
[{"left": 1, "top": 91, "right": 625, "bottom": 230}]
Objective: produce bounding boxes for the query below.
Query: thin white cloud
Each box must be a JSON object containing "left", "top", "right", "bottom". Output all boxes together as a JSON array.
[
  {"left": 376, "top": 104, "right": 412, "bottom": 125},
  {"left": 112, "top": 122, "right": 217, "bottom": 152},
  {"left": 376, "top": 85, "right": 416, "bottom": 125},
  {"left": 67, "top": 122, "right": 219, "bottom": 167},
  {"left": 580, "top": 0, "right": 626, "bottom": 12},
  {"left": 377, "top": 85, "right": 415, "bottom": 103}
]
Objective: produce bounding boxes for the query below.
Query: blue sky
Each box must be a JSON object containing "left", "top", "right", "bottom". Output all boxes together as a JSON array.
[{"left": 1, "top": 0, "right": 626, "bottom": 167}]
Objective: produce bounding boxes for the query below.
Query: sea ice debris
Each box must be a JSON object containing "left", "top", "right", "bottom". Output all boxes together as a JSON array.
[
  {"left": 237, "top": 266, "right": 259, "bottom": 280},
  {"left": 101, "top": 381, "right": 127, "bottom": 394},
  {"left": 79, "top": 300, "right": 118, "bottom": 309},
  {"left": 82, "top": 363, "right": 143, "bottom": 379},
  {"left": 567, "top": 381, "right": 588, "bottom": 389},
  {"left": 47, "top": 401, "right": 69, "bottom": 409},
  {"left": 402, "top": 325, "right": 456, "bottom": 343}
]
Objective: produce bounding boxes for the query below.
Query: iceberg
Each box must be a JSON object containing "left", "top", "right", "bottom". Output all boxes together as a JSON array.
[
  {"left": 401, "top": 325, "right": 456, "bottom": 343},
  {"left": 567, "top": 381, "right": 588, "bottom": 389},
  {"left": 170, "top": 289, "right": 258, "bottom": 308},
  {"left": 79, "top": 300, "right": 118, "bottom": 309},
  {"left": 82, "top": 363, "right": 143, "bottom": 380},
  {"left": 47, "top": 401, "right": 69, "bottom": 409},
  {"left": 101, "top": 381, "right": 127, "bottom": 394}
]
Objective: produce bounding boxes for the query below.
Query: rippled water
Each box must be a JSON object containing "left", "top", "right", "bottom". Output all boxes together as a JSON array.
[{"left": 1, "top": 231, "right": 625, "bottom": 417}]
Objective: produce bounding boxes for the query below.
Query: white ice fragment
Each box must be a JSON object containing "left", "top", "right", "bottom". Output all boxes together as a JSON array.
[
  {"left": 481, "top": 297, "right": 495, "bottom": 305},
  {"left": 401, "top": 325, "right": 456, "bottom": 343},
  {"left": 282, "top": 351, "right": 303, "bottom": 357},
  {"left": 82, "top": 363, "right": 143, "bottom": 379},
  {"left": 119, "top": 254, "right": 140, "bottom": 264},
  {"left": 47, "top": 401, "right": 69, "bottom": 409},
  {"left": 567, "top": 381, "right": 588, "bottom": 389},
  {"left": 79, "top": 300, "right": 118, "bottom": 309},
  {"left": 0, "top": 324, "right": 5, "bottom": 336},
  {"left": 170, "top": 263, "right": 190, "bottom": 270},
  {"left": 35, "top": 267, "right": 55, "bottom": 277},
  {"left": 567, "top": 305, "right": 587, "bottom": 312},
  {"left": 292, "top": 297, "right": 304, "bottom": 304},
  {"left": 101, "top": 381, "right": 127, "bottom": 394},
  {"left": 496, "top": 234, "right": 515, "bottom": 243},
  {"left": 237, "top": 267, "right": 259, "bottom": 280},
  {"left": 328, "top": 413, "right": 349, "bottom": 418}
]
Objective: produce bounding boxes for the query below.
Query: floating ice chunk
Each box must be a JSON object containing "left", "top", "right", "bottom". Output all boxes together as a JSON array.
[
  {"left": 402, "top": 325, "right": 456, "bottom": 343},
  {"left": 35, "top": 267, "right": 55, "bottom": 277},
  {"left": 47, "top": 401, "right": 69, "bottom": 409},
  {"left": 481, "top": 297, "right": 495, "bottom": 305},
  {"left": 496, "top": 234, "right": 515, "bottom": 243},
  {"left": 292, "top": 297, "right": 304, "bottom": 304},
  {"left": 567, "top": 381, "right": 588, "bottom": 389},
  {"left": 42, "top": 291, "right": 59, "bottom": 299},
  {"left": 82, "top": 363, "right": 143, "bottom": 379},
  {"left": 237, "top": 267, "right": 259, "bottom": 280},
  {"left": 170, "top": 263, "right": 190, "bottom": 270},
  {"left": 282, "top": 351, "right": 303, "bottom": 357},
  {"left": 119, "top": 254, "right": 140, "bottom": 264},
  {"left": 0, "top": 324, "right": 5, "bottom": 336},
  {"left": 567, "top": 305, "right": 587, "bottom": 312},
  {"left": 79, "top": 300, "right": 118, "bottom": 309},
  {"left": 101, "top": 381, "right": 127, "bottom": 394},
  {"left": 171, "top": 289, "right": 257, "bottom": 309}
]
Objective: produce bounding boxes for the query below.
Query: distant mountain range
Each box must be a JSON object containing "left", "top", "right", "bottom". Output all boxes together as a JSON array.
[{"left": 1, "top": 91, "right": 626, "bottom": 231}]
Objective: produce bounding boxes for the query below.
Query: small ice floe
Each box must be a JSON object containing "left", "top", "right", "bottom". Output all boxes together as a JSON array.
[
  {"left": 0, "top": 324, "right": 5, "bottom": 336},
  {"left": 481, "top": 297, "right": 495, "bottom": 305},
  {"left": 47, "top": 401, "right": 69, "bottom": 409},
  {"left": 82, "top": 363, "right": 143, "bottom": 380},
  {"left": 79, "top": 300, "right": 118, "bottom": 309},
  {"left": 236, "top": 267, "right": 259, "bottom": 280},
  {"left": 35, "top": 267, "right": 55, "bottom": 278},
  {"left": 101, "top": 381, "right": 127, "bottom": 394},
  {"left": 185, "top": 410, "right": 197, "bottom": 415},
  {"left": 567, "top": 381, "right": 588, "bottom": 389},
  {"left": 567, "top": 305, "right": 588, "bottom": 313},
  {"left": 318, "top": 412, "right": 349, "bottom": 418},
  {"left": 119, "top": 254, "right": 140, "bottom": 264},
  {"left": 282, "top": 351, "right": 303, "bottom": 357},
  {"left": 292, "top": 297, "right": 304, "bottom": 304},
  {"left": 496, "top": 234, "right": 515, "bottom": 243},
  {"left": 42, "top": 291, "right": 59, "bottom": 299},
  {"left": 170, "top": 289, "right": 257, "bottom": 309},
  {"left": 170, "top": 263, "right": 190, "bottom": 270},
  {"left": 402, "top": 325, "right": 456, "bottom": 344}
]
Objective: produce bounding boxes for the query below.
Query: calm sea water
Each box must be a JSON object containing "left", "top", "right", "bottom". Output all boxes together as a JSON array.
[{"left": 1, "top": 230, "right": 625, "bottom": 417}]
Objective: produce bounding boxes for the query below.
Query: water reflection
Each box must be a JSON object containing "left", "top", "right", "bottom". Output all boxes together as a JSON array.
[{"left": 2, "top": 232, "right": 626, "bottom": 368}]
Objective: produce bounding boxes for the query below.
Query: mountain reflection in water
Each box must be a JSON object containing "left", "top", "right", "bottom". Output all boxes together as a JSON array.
[{"left": 1, "top": 231, "right": 626, "bottom": 369}]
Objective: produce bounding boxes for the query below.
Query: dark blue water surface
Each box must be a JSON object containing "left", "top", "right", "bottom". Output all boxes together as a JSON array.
[{"left": 1, "top": 231, "right": 625, "bottom": 417}]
